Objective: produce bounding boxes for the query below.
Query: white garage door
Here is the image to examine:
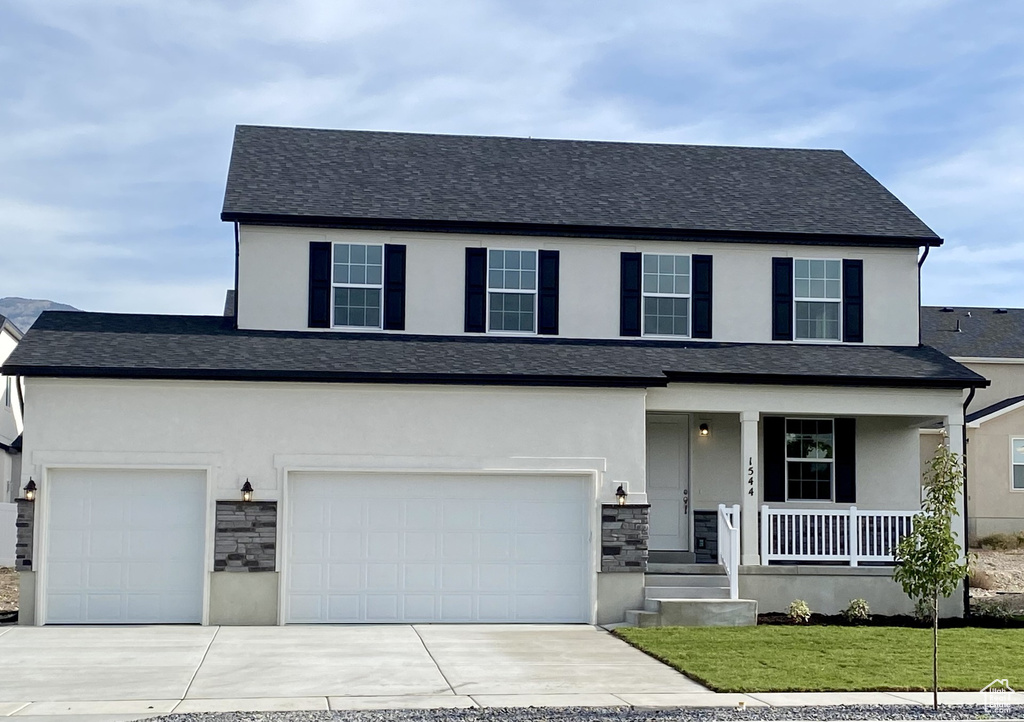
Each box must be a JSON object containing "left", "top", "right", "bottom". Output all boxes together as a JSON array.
[
  {"left": 286, "top": 473, "right": 591, "bottom": 623},
  {"left": 45, "top": 469, "right": 206, "bottom": 624}
]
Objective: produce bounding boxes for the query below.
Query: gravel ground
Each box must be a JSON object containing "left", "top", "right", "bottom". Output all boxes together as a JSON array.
[
  {"left": 148, "top": 705, "right": 1024, "bottom": 722},
  {"left": 0, "top": 566, "right": 16, "bottom": 612},
  {"left": 970, "top": 549, "right": 1024, "bottom": 614}
]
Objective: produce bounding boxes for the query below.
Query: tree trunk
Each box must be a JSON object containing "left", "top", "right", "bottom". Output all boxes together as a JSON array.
[{"left": 932, "top": 588, "right": 939, "bottom": 710}]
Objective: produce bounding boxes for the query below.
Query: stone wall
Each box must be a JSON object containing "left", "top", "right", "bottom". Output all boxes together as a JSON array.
[
  {"left": 600, "top": 503, "right": 649, "bottom": 572},
  {"left": 15, "top": 499, "right": 33, "bottom": 571},
  {"left": 694, "top": 510, "right": 718, "bottom": 564},
  {"left": 214, "top": 501, "right": 277, "bottom": 572}
]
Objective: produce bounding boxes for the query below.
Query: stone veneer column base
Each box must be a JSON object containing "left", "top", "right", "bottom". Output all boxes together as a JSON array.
[
  {"left": 213, "top": 501, "right": 277, "bottom": 572},
  {"left": 600, "top": 503, "right": 650, "bottom": 572}
]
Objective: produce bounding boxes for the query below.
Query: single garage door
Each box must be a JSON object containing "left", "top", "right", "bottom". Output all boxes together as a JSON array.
[
  {"left": 45, "top": 469, "right": 206, "bottom": 624},
  {"left": 286, "top": 472, "right": 591, "bottom": 623}
]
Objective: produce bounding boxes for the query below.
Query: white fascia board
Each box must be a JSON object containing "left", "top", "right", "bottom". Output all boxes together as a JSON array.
[
  {"left": 953, "top": 357, "right": 1024, "bottom": 365},
  {"left": 968, "top": 399, "right": 1024, "bottom": 428}
]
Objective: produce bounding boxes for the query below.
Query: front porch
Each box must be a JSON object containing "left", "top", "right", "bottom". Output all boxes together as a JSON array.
[{"left": 616, "top": 381, "right": 967, "bottom": 625}]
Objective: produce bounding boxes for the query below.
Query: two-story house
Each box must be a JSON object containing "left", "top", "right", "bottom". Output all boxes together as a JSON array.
[
  {"left": 3, "top": 126, "right": 984, "bottom": 627},
  {"left": 922, "top": 306, "right": 1024, "bottom": 542}
]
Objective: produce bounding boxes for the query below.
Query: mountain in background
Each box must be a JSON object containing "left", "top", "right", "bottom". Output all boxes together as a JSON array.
[{"left": 0, "top": 297, "right": 80, "bottom": 333}]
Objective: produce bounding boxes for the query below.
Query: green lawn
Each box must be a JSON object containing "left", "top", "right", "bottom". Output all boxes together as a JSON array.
[{"left": 615, "top": 626, "right": 1024, "bottom": 692}]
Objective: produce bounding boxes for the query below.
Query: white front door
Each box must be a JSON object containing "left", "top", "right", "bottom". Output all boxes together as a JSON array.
[
  {"left": 647, "top": 416, "right": 690, "bottom": 551},
  {"left": 285, "top": 472, "right": 591, "bottom": 623}
]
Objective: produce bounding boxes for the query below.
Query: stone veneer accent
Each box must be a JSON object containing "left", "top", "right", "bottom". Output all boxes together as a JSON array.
[
  {"left": 15, "top": 499, "right": 34, "bottom": 571},
  {"left": 694, "top": 510, "right": 718, "bottom": 564},
  {"left": 600, "top": 503, "right": 649, "bottom": 572},
  {"left": 214, "top": 501, "right": 277, "bottom": 572}
]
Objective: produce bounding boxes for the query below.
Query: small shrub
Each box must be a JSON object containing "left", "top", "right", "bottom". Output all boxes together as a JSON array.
[
  {"left": 1016, "top": 530, "right": 1024, "bottom": 547},
  {"left": 913, "top": 597, "right": 935, "bottom": 624},
  {"left": 969, "top": 568, "right": 998, "bottom": 591},
  {"left": 841, "top": 598, "right": 871, "bottom": 624},
  {"left": 978, "top": 533, "right": 1018, "bottom": 550},
  {"left": 973, "top": 599, "right": 1013, "bottom": 620},
  {"left": 787, "top": 599, "right": 811, "bottom": 624}
]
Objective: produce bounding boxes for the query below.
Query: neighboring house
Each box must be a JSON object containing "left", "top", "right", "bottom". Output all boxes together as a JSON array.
[
  {"left": 0, "top": 314, "right": 25, "bottom": 566},
  {"left": 3, "top": 126, "right": 984, "bottom": 627},
  {"left": 922, "top": 306, "right": 1024, "bottom": 541}
]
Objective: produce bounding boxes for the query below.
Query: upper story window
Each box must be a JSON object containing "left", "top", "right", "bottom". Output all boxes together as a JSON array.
[
  {"left": 333, "top": 243, "right": 383, "bottom": 328},
  {"left": 785, "top": 418, "right": 834, "bottom": 501},
  {"left": 643, "top": 254, "right": 691, "bottom": 336},
  {"left": 794, "top": 259, "right": 841, "bottom": 341},
  {"left": 1012, "top": 439, "right": 1024, "bottom": 490},
  {"left": 488, "top": 250, "right": 537, "bottom": 333}
]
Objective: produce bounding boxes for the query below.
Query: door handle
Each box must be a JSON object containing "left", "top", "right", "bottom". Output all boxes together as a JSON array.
[{"left": 683, "top": 488, "right": 689, "bottom": 514}]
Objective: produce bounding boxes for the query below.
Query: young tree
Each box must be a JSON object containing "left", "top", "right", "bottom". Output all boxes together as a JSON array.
[{"left": 894, "top": 440, "right": 971, "bottom": 710}]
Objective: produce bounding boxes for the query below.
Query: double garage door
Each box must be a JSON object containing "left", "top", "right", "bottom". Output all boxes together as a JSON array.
[
  {"left": 40, "top": 469, "right": 591, "bottom": 624},
  {"left": 286, "top": 473, "right": 591, "bottom": 623}
]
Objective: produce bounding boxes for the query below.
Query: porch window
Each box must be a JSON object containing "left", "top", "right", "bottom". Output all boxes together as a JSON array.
[
  {"left": 794, "top": 259, "right": 841, "bottom": 341},
  {"left": 643, "top": 254, "right": 691, "bottom": 336},
  {"left": 332, "top": 243, "right": 384, "bottom": 328},
  {"left": 1013, "top": 439, "right": 1024, "bottom": 490},
  {"left": 785, "top": 418, "right": 834, "bottom": 501}
]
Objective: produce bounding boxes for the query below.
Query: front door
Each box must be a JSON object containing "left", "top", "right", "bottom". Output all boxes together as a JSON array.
[{"left": 647, "top": 415, "right": 690, "bottom": 551}]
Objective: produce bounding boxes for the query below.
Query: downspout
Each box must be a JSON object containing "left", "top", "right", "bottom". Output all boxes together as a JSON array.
[
  {"left": 233, "top": 222, "right": 240, "bottom": 329},
  {"left": 961, "top": 385, "right": 976, "bottom": 617},
  {"left": 917, "top": 245, "right": 931, "bottom": 345},
  {"left": 14, "top": 375, "right": 24, "bottom": 428}
]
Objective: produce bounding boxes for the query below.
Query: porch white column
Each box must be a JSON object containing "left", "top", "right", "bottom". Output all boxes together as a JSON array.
[
  {"left": 740, "top": 410, "right": 760, "bottom": 565},
  {"left": 946, "top": 420, "right": 967, "bottom": 561}
]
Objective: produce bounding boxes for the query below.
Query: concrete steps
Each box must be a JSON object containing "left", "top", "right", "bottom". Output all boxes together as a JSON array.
[
  {"left": 621, "top": 568, "right": 757, "bottom": 627},
  {"left": 638, "top": 599, "right": 757, "bottom": 627}
]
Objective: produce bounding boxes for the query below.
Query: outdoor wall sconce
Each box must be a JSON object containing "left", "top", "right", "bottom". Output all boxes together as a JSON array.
[
  {"left": 698, "top": 423, "right": 710, "bottom": 437},
  {"left": 240, "top": 480, "right": 254, "bottom": 503},
  {"left": 615, "top": 484, "right": 628, "bottom": 505},
  {"left": 23, "top": 478, "right": 37, "bottom": 502}
]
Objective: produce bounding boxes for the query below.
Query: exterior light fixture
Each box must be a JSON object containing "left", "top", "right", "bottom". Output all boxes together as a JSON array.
[
  {"left": 23, "top": 478, "right": 37, "bottom": 502},
  {"left": 240, "top": 480, "right": 254, "bottom": 502},
  {"left": 699, "top": 423, "right": 710, "bottom": 437},
  {"left": 615, "top": 484, "right": 628, "bottom": 506}
]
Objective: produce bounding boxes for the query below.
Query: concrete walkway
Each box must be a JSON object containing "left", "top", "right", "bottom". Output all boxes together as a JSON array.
[{"left": 0, "top": 624, "right": 1008, "bottom": 719}]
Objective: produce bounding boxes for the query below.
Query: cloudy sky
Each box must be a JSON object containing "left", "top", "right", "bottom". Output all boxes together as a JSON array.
[{"left": 2, "top": 0, "right": 1022, "bottom": 316}]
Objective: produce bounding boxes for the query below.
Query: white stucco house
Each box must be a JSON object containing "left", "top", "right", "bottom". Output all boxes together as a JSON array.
[
  {"left": 3, "top": 126, "right": 985, "bottom": 627},
  {"left": 0, "top": 314, "right": 24, "bottom": 566}
]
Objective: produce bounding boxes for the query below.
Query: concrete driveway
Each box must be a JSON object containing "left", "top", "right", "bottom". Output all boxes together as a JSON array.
[{"left": 0, "top": 624, "right": 708, "bottom": 716}]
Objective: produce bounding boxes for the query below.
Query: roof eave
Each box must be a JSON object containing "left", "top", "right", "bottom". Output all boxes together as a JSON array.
[{"left": 220, "top": 212, "right": 943, "bottom": 249}]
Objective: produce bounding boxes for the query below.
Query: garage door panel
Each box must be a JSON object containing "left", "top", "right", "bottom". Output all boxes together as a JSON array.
[
  {"left": 45, "top": 469, "right": 206, "bottom": 624},
  {"left": 286, "top": 473, "right": 591, "bottom": 623}
]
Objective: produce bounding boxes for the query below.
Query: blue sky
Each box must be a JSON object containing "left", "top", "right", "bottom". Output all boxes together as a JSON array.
[{"left": 1, "top": 0, "right": 1022, "bottom": 315}]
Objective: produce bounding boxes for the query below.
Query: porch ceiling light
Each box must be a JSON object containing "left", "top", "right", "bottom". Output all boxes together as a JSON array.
[
  {"left": 699, "top": 423, "right": 710, "bottom": 437},
  {"left": 241, "top": 480, "right": 254, "bottom": 503},
  {"left": 23, "top": 478, "right": 37, "bottom": 502},
  {"left": 615, "top": 484, "right": 628, "bottom": 505}
]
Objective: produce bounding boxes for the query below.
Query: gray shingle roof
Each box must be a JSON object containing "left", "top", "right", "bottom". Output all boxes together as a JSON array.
[
  {"left": 967, "top": 394, "right": 1024, "bottom": 424},
  {"left": 922, "top": 306, "right": 1024, "bottom": 359},
  {"left": 221, "top": 125, "right": 940, "bottom": 245},
  {"left": 3, "top": 311, "right": 984, "bottom": 390}
]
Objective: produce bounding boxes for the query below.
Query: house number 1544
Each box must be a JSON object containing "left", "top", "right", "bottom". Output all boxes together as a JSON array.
[{"left": 747, "top": 457, "right": 755, "bottom": 496}]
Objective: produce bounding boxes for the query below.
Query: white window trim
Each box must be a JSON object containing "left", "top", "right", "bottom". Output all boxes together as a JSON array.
[
  {"left": 642, "top": 252, "right": 692, "bottom": 338},
  {"left": 784, "top": 417, "right": 835, "bottom": 502},
  {"left": 1011, "top": 437, "right": 1024, "bottom": 492},
  {"left": 793, "top": 257, "right": 842, "bottom": 343},
  {"left": 330, "top": 242, "right": 385, "bottom": 331},
  {"left": 486, "top": 248, "right": 539, "bottom": 335}
]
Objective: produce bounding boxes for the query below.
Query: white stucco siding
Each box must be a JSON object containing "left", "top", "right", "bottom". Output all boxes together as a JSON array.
[
  {"left": 20, "top": 379, "right": 647, "bottom": 504},
  {"left": 235, "top": 225, "right": 921, "bottom": 345}
]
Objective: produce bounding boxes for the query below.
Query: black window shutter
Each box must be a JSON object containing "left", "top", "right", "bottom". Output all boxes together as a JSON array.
[
  {"left": 834, "top": 418, "right": 857, "bottom": 503},
  {"left": 691, "top": 254, "right": 713, "bottom": 339},
  {"left": 464, "top": 248, "right": 487, "bottom": 333},
  {"left": 308, "top": 241, "right": 331, "bottom": 328},
  {"left": 537, "top": 250, "right": 559, "bottom": 335},
  {"left": 772, "top": 258, "right": 793, "bottom": 341},
  {"left": 382, "top": 244, "right": 407, "bottom": 331},
  {"left": 763, "top": 416, "right": 786, "bottom": 503},
  {"left": 620, "top": 252, "right": 642, "bottom": 336},
  {"left": 842, "top": 259, "right": 864, "bottom": 343}
]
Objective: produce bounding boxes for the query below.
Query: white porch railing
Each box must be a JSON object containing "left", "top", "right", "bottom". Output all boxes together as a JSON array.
[
  {"left": 717, "top": 503, "right": 740, "bottom": 598},
  {"left": 760, "top": 505, "right": 917, "bottom": 566}
]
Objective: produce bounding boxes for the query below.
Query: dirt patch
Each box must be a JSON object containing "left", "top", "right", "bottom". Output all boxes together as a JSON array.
[
  {"left": 970, "top": 548, "right": 1024, "bottom": 615},
  {"left": 0, "top": 567, "right": 17, "bottom": 612}
]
